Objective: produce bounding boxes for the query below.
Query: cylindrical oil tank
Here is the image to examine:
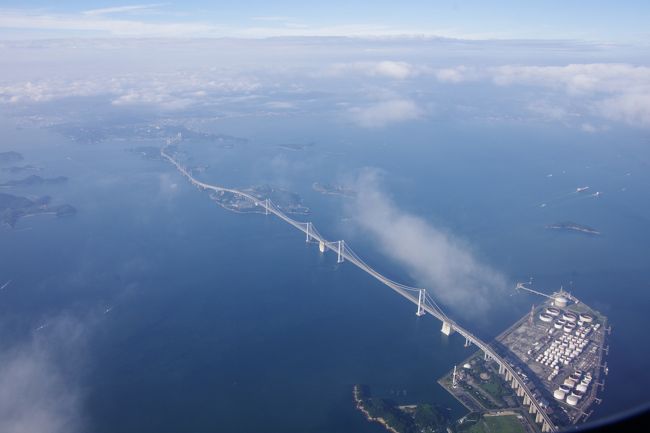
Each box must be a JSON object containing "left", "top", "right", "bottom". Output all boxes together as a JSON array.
[
  {"left": 554, "top": 389, "right": 566, "bottom": 400},
  {"left": 547, "top": 307, "right": 561, "bottom": 316},
  {"left": 566, "top": 395, "right": 579, "bottom": 406},
  {"left": 579, "top": 313, "right": 594, "bottom": 323},
  {"left": 554, "top": 296, "right": 569, "bottom": 308},
  {"left": 563, "top": 312, "right": 578, "bottom": 322},
  {"left": 540, "top": 313, "right": 553, "bottom": 323},
  {"left": 563, "top": 378, "right": 576, "bottom": 388}
]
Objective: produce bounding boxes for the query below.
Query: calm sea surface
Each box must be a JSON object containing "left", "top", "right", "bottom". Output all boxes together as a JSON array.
[{"left": 1, "top": 115, "right": 648, "bottom": 432}]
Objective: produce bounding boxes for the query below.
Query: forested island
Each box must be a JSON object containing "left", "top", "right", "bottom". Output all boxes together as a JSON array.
[
  {"left": 0, "top": 175, "right": 68, "bottom": 187},
  {"left": 353, "top": 385, "right": 449, "bottom": 433},
  {"left": 210, "top": 184, "right": 310, "bottom": 215},
  {"left": 0, "top": 151, "right": 24, "bottom": 164},
  {"left": 0, "top": 192, "right": 75, "bottom": 227},
  {"left": 312, "top": 182, "right": 356, "bottom": 197},
  {"left": 2, "top": 164, "right": 41, "bottom": 174}
]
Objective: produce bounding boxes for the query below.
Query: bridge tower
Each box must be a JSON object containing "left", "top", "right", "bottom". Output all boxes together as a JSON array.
[
  {"left": 305, "top": 222, "right": 312, "bottom": 242},
  {"left": 264, "top": 198, "right": 270, "bottom": 215},
  {"left": 441, "top": 321, "right": 454, "bottom": 336},
  {"left": 416, "top": 289, "right": 426, "bottom": 316},
  {"left": 337, "top": 240, "right": 345, "bottom": 263}
]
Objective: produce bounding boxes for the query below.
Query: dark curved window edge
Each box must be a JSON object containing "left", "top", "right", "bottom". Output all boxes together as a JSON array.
[{"left": 578, "top": 403, "right": 650, "bottom": 432}]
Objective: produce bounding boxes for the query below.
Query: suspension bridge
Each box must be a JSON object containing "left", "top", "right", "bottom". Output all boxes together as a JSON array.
[{"left": 161, "top": 145, "right": 556, "bottom": 432}]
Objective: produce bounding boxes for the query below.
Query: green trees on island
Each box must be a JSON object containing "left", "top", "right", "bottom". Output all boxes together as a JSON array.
[{"left": 356, "top": 385, "right": 449, "bottom": 433}]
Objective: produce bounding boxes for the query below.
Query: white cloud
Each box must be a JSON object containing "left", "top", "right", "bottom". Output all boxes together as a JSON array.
[
  {"left": 328, "top": 61, "right": 417, "bottom": 80},
  {"left": 0, "top": 9, "right": 219, "bottom": 37},
  {"left": 0, "top": 316, "right": 86, "bottom": 433},
  {"left": 489, "top": 64, "right": 650, "bottom": 127},
  {"left": 350, "top": 171, "right": 507, "bottom": 314},
  {"left": 597, "top": 92, "right": 650, "bottom": 127},
  {"left": 0, "top": 72, "right": 261, "bottom": 111},
  {"left": 349, "top": 99, "right": 422, "bottom": 128},
  {"left": 82, "top": 4, "right": 164, "bottom": 16},
  {"left": 432, "top": 63, "right": 650, "bottom": 128},
  {"left": 434, "top": 66, "right": 478, "bottom": 83}
]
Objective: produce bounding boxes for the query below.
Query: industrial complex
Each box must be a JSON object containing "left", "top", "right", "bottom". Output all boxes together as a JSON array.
[{"left": 440, "top": 284, "right": 609, "bottom": 432}]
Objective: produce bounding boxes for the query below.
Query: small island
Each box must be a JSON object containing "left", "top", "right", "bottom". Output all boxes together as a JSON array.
[
  {"left": 2, "top": 164, "right": 41, "bottom": 174},
  {"left": 353, "top": 385, "right": 450, "bottom": 433},
  {"left": 0, "top": 151, "right": 24, "bottom": 164},
  {"left": 545, "top": 222, "right": 600, "bottom": 235},
  {"left": 312, "top": 182, "right": 356, "bottom": 197},
  {"left": 0, "top": 192, "right": 75, "bottom": 227},
  {"left": 0, "top": 175, "right": 68, "bottom": 187},
  {"left": 277, "top": 143, "right": 313, "bottom": 151},
  {"left": 210, "top": 184, "right": 310, "bottom": 215}
]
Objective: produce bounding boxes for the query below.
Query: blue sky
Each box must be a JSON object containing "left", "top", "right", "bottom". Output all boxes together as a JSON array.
[{"left": 0, "top": 1, "right": 649, "bottom": 42}]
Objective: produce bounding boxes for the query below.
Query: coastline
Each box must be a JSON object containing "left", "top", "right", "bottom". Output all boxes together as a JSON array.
[{"left": 353, "top": 385, "right": 401, "bottom": 433}]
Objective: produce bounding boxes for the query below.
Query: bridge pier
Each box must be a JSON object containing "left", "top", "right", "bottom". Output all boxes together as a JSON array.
[
  {"left": 441, "top": 321, "right": 454, "bottom": 336},
  {"left": 319, "top": 241, "right": 325, "bottom": 253},
  {"left": 511, "top": 377, "right": 519, "bottom": 390},
  {"left": 337, "top": 240, "right": 345, "bottom": 263},
  {"left": 523, "top": 394, "right": 531, "bottom": 406},
  {"left": 498, "top": 363, "right": 505, "bottom": 375},
  {"left": 264, "top": 198, "right": 270, "bottom": 215},
  {"left": 464, "top": 337, "right": 471, "bottom": 347},
  {"left": 416, "top": 289, "right": 426, "bottom": 316}
]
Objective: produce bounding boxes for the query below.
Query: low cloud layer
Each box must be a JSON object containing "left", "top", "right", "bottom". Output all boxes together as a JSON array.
[
  {"left": 350, "top": 171, "right": 507, "bottom": 314},
  {"left": 0, "top": 37, "right": 648, "bottom": 132},
  {"left": 327, "top": 61, "right": 418, "bottom": 80},
  {"left": 0, "top": 316, "right": 86, "bottom": 433},
  {"left": 349, "top": 98, "right": 422, "bottom": 128},
  {"left": 433, "top": 63, "right": 650, "bottom": 128}
]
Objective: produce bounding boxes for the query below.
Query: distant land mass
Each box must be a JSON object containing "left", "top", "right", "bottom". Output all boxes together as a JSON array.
[
  {"left": 0, "top": 151, "right": 24, "bottom": 164},
  {"left": 545, "top": 222, "right": 600, "bottom": 235},
  {"left": 0, "top": 192, "right": 75, "bottom": 227},
  {"left": 277, "top": 142, "right": 314, "bottom": 151},
  {"left": 312, "top": 182, "right": 356, "bottom": 197},
  {"left": 53, "top": 122, "right": 247, "bottom": 147},
  {"left": 0, "top": 175, "right": 68, "bottom": 187},
  {"left": 2, "top": 164, "right": 41, "bottom": 174}
]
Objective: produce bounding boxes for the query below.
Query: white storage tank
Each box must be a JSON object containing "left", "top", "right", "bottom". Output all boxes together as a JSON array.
[
  {"left": 540, "top": 313, "right": 553, "bottom": 323},
  {"left": 563, "top": 312, "right": 578, "bottom": 322},
  {"left": 579, "top": 313, "right": 594, "bottom": 323},
  {"left": 563, "top": 378, "right": 577, "bottom": 388},
  {"left": 566, "top": 395, "right": 579, "bottom": 406},
  {"left": 554, "top": 296, "right": 569, "bottom": 308},
  {"left": 576, "top": 383, "right": 588, "bottom": 393},
  {"left": 554, "top": 389, "right": 567, "bottom": 400},
  {"left": 547, "top": 307, "right": 561, "bottom": 316}
]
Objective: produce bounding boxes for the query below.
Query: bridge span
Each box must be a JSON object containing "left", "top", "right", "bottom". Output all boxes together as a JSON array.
[{"left": 161, "top": 146, "right": 556, "bottom": 432}]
